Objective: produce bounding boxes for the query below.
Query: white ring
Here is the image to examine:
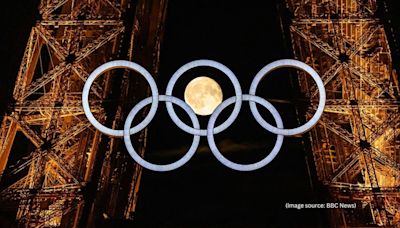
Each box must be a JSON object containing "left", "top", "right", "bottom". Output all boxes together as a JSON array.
[
  {"left": 124, "top": 95, "right": 200, "bottom": 172},
  {"left": 82, "top": 60, "right": 159, "bottom": 137},
  {"left": 207, "top": 95, "right": 284, "bottom": 171},
  {"left": 83, "top": 59, "right": 326, "bottom": 172},
  {"left": 249, "top": 59, "right": 326, "bottom": 136},
  {"left": 165, "top": 59, "right": 242, "bottom": 136}
]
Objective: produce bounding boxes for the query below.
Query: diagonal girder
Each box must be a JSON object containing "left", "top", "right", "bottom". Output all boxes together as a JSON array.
[
  {"left": 290, "top": 25, "right": 339, "bottom": 60},
  {"left": 331, "top": 151, "right": 360, "bottom": 182},
  {"left": 100, "top": 0, "right": 122, "bottom": 16},
  {"left": 0, "top": 176, "right": 28, "bottom": 195},
  {"left": 47, "top": 152, "right": 79, "bottom": 184},
  {"left": 35, "top": 25, "right": 68, "bottom": 60},
  {"left": 75, "top": 26, "right": 124, "bottom": 62},
  {"left": 39, "top": 0, "right": 69, "bottom": 17},
  {"left": 345, "top": 62, "right": 395, "bottom": 98},
  {"left": 52, "top": 120, "right": 93, "bottom": 150},
  {"left": 22, "top": 63, "right": 70, "bottom": 100},
  {"left": 2, "top": 155, "right": 34, "bottom": 178},
  {"left": 349, "top": 24, "right": 381, "bottom": 58},
  {"left": 11, "top": 117, "right": 44, "bottom": 148},
  {"left": 371, "top": 147, "right": 400, "bottom": 170},
  {"left": 72, "top": 64, "right": 103, "bottom": 98},
  {"left": 369, "top": 111, "right": 400, "bottom": 143},
  {"left": 319, "top": 118, "right": 359, "bottom": 147},
  {"left": 310, "top": 61, "right": 343, "bottom": 98}
]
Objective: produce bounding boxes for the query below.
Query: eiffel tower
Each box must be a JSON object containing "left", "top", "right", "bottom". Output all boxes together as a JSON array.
[
  {"left": 287, "top": 0, "right": 400, "bottom": 226},
  {"left": 0, "top": 0, "right": 167, "bottom": 226}
]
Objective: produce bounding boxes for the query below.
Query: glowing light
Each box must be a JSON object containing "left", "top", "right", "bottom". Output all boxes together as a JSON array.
[{"left": 184, "top": 76, "right": 223, "bottom": 116}]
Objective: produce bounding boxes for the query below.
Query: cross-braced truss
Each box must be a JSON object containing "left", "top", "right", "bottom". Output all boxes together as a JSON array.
[
  {"left": 0, "top": 0, "right": 168, "bottom": 226},
  {"left": 287, "top": 0, "right": 400, "bottom": 226}
]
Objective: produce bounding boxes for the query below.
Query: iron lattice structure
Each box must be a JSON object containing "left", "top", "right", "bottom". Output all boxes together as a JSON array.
[
  {"left": 0, "top": 0, "right": 167, "bottom": 227},
  {"left": 287, "top": 0, "right": 400, "bottom": 226}
]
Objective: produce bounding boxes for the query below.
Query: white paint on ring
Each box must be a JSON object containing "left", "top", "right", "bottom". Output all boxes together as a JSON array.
[
  {"left": 123, "top": 95, "right": 200, "bottom": 172},
  {"left": 207, "top": 95, "right": 284, "bottom": 171},
  {"left": 165, "top": 60, "right": 242, "bottom": 136},
  {"left": 249, "top": 59, "right": 326, "bottom": 136},
  {"left": 82, "top": 60, "right": 159, "bottom": 137}
]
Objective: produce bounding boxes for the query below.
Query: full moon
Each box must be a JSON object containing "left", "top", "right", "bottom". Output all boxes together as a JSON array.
[{"left": 184, "top": 76, "right": 223, "bottom": 116}]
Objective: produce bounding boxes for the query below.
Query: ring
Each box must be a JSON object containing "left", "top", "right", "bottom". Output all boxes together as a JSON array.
[
  {"left": 207, "top": 95, "right": 284, "bottom": 171},
  {"left": 249, "top": 59, "right": 326, "bottom": 136},
  {"left": 82, "top": 60, "right": 159, "bottom": 137},
  {"left": 82, "top": 59, "right": 326, "bottom": 171},
  {"left": 124, "top": 95, "right": 200, "bottom": 172},
  {"left": 165, "top": 60, "right": 242, "bottom": 136}
]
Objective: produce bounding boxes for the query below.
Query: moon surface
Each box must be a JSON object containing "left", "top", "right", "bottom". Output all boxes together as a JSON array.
[{"left": 184, "top": 76, "right": 223, "bottom": 116}]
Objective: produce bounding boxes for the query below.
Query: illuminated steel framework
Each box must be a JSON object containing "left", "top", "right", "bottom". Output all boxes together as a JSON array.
[
  {"left": 287, "top": 0, "right": 400, "bottom": 226},
  {"left": 0, "top": 0, "right": 167, "bottom": 227}
]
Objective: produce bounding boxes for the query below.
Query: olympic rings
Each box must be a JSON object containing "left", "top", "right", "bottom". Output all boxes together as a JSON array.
[{"left": 82, "top": 59, "right": 326, "bottom": 172}]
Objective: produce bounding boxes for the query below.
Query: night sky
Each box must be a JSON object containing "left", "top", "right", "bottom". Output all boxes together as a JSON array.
[
  {"left": 2, "top": 0, "right": 400, "bottom": 227},
  {"left": 134, "top": 0, "right": 327, "bottom": 227}
]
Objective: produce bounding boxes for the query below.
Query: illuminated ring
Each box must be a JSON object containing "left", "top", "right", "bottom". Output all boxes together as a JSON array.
[
  {"left": 165, "top": 59, "right": 242, "bottom": 136},
  {"left": 124, "top": 95, "right": 200, "bottom": 172},
  {"left": 82, "top": 60, "right": 159, "bottom": 137},
  {"left": 207, "top": 95, "right": 284, "bottom": 171},
  {"left": 83, "top": 59, "right": 326, "bottom": 172},
  {"left": 249, "top": 59, "right": 326, "bottom": 136}
]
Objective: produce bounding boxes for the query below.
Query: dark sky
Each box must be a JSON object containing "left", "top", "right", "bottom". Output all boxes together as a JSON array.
[
  {"left": 134, "top": 0, "right": 328, "bottom": 227},
  {"left": 0, "top": 0, "right": 41, "bottom": 111},
  {"left": 133, "top": 0, "right": 400, "bottom": 227},
  {"left": 2, "top": 0, "right": 400, "bottom": 227}
]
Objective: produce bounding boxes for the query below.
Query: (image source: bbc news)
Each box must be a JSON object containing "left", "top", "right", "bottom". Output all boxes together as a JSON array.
[{"left": 1, "top": 0, "right": 400, "bottom": 227}]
